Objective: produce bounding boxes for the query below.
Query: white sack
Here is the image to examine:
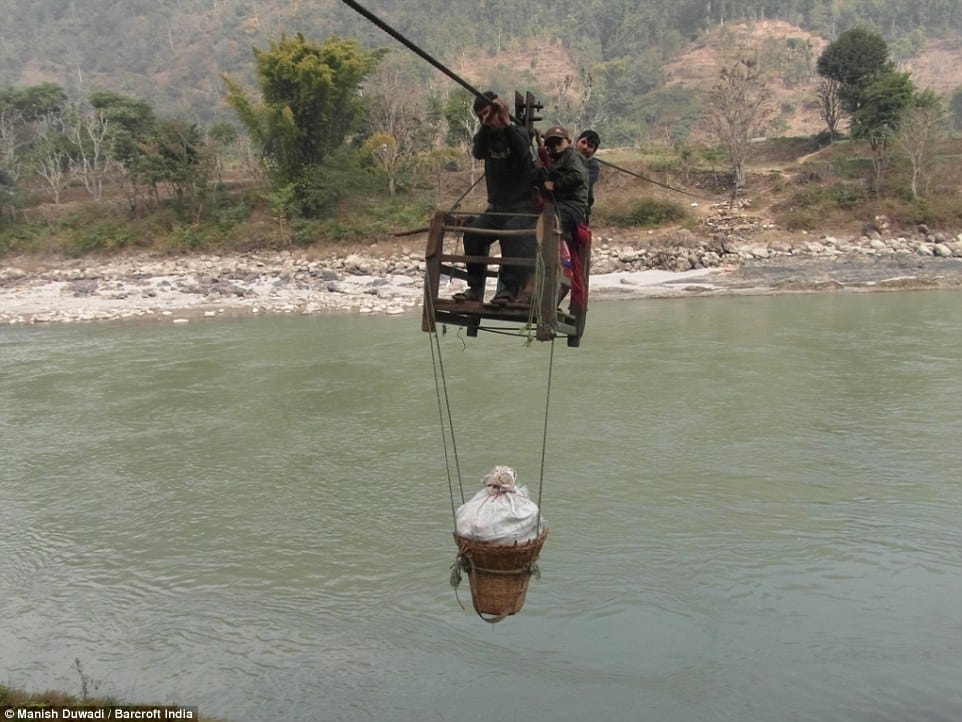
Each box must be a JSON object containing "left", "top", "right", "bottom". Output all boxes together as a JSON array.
[{"left": 455, "top": 466, "right": 545, "bottom": 544}]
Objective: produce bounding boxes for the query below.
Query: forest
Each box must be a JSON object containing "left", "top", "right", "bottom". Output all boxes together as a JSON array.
[
  {"left": 4, "top": 0, "right": 962, "bottom": 256},
  {"left": 3, "top": 0, "right": 962, "bottom": 136}
]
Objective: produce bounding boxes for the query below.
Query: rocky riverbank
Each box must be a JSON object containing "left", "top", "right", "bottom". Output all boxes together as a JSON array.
[{"left": 3, "top": 216, "right": 962, "bottom": 325}]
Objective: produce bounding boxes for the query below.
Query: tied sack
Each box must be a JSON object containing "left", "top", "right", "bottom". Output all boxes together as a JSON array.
[{"left": 455, "top": 466, "right": 545, "bottom": 544}]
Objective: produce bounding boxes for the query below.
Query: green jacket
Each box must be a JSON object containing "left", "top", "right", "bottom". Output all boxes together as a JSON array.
[{"left": 545, "top": 147, "right": 588, "bottom": 222}]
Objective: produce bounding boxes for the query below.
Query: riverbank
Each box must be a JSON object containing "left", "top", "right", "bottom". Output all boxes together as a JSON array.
[{"left": 2, "top": 224, "right": 962, "bottom": 324}]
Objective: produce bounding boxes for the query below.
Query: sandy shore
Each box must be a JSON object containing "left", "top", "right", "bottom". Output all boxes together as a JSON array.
[{"left": 2, "top": 239, "right": 962, "bottom": 325}]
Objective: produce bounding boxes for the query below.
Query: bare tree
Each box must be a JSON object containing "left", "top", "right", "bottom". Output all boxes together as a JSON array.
[
  {"left": 548, "top": 71, "right": 594, "bottom": 131},
  {"left": 893, "top": 90, "right": 946, "bottom": 199},
  {"left": 0, "top": 109, "right": 24, "bottom": 180},
  {"left": 362, "top": 66, "right": 431, "bottom": 195},
  {"left": 816, "top": 77, "right": 844, "bottom": 140},
  {"left": 702, "top": 58, "right": 776, "bottom": 189},
  {"left": 36, "top": 149, "right": 70, "bottom": 204},
  {"left": 69, "top": 110, "right": 113, "bottom": 201}
]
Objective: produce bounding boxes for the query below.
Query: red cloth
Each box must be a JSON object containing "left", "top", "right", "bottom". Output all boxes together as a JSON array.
[{"left": 569, "top": 223, "right": 590, "bottom": 306}]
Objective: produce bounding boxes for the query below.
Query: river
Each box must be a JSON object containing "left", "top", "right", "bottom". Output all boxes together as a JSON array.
[{"left": 2, "top": 292, "right": 961, "bottom": 722}]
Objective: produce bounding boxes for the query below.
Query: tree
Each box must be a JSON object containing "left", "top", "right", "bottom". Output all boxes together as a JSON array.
[
  {"left": 139, "top": 118, "right": 211, "bottom": 216},
  {"left": 1, "top": 83, "right": 69, "bottom": 122},
  {"left": 0, "top": 83, "right": 71, "bottom": 169},
  {"left": 702, "top": 58, "right": 776, "bottom": 189},
  {"left": 442, "top": 89, "right": 477, "bottom": 150},
  {"left": 851, "top": 71, "right": 915, "bottom": 192},
  {"left": 359, "top": 64, "right": 433, "bottom": 196},
  {"left": 816, "top": 77, "right": 844, "bottom": 140},
  {"left": 205, "top": 121, "right": 238, "bottom": 186},
  {"left": 816, "top": 29, "right": 893, "bottom": 116},
  {"left": 68, "top": 107, "right": 113, "bottom": 201},
  {"left": 893, "top": 89, "right": 946, "bottom": 199},
  {"left": 87, "top": 91, "right": 157, "bottom": 210},
  {"left": 224, "top": 34, "right": 384, "bottom": 217}
]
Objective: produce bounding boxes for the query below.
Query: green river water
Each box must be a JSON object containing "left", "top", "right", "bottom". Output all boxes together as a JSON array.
[{"left": 2, "top": 291, "right": 961, "bottom": 722}]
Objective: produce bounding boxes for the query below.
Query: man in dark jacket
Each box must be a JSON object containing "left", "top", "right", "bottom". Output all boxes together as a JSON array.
[
  {"left": 453, "top": 92, "right": 539, "bottom": 305},
  {"left": 541, "top": 125, "right": 589, "bottom": 313},
  {"left": 541, "top": 125, "right": 588, "bottom": 237},
  {"left": 575, "top": 129, "right": 601, "bottom": 221}
]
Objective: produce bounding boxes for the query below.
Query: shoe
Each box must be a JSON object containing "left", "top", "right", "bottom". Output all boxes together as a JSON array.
[
  {"left": 451, "top": 287, "right": 483, "bottom": 302},
  {"left": 489, "top": 289, "right": 514, "bottom": 306}
]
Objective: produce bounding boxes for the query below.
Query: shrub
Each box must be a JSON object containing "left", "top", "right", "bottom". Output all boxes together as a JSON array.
[{"left": 606, "top": 198, "right": 688, "bottom": 227}]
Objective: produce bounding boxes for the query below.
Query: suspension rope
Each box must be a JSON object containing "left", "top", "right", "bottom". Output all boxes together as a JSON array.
[
  {"left": 450, "top": 173, "right": 485, "bottom": 211},
  {"left": 339, "top": 0, "right": 492, "bottom": 111},
  {"left": 536, "top": 335, "right": 555, "bottom": 525},
  {"left": 425, "top": 276, "right": 465, "bottom": 525},
  {"left": 423, "top": 176, "right": 557, "bottom": 530}
]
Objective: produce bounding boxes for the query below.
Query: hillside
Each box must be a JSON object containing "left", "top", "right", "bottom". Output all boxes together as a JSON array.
[
  {"left": 5, "top": 0, "right": 962, "bottom": 139},
  {"left": 450, "top": 20, "right": 962, "bottom": 141}
]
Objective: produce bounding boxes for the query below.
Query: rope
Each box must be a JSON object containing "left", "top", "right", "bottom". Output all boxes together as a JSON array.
[
  {"left": 426, "top": 206, "right": 556, "bottom": 524},
  {"left": 426, "top": 273, "right": 465, "bottom": 524},
  {"left": 450, "top": 173, "right": 485, "bottom": 211},
  {"left": 537, "top": 337, "right": 554, "bottom": 523},
  {"left": 596, "top": 157, "right": 709, "bottom": 200}
]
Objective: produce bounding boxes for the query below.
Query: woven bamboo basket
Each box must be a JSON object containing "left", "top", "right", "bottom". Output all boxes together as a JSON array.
[{"left": 453, "top": 529, "right": 548, "bottom": 621}]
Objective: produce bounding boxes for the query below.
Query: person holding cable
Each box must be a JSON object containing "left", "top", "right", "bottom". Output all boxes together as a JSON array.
[
  {"left": 540, "top": 126, "right": 589, "bottom": 314},
  {"left": 452, "top": 91, "right": 540, "bottom": 306},
  {"left": 541, "top": 126, "right": 588, "bottom": 235}
]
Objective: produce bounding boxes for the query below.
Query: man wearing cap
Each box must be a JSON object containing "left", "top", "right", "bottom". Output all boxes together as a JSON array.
[
  {"left": 452, "top": 92, "right": 539, "bottom": 305},
  {"left": 541, "top": 126, "right": 589, "bottom": 240},
  {"left": 541, "top": 126, "right": 590, "bottom": 315}
]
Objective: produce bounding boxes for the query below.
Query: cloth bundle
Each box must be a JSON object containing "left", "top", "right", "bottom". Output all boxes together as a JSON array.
[{"left": 455, "top": 466, "right": 545, "bottom": 545}]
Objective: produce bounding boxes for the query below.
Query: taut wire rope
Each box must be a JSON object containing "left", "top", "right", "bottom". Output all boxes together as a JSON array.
[
  {"left": 426, "top": 280, "right": 466, "bottom": 525},
  {"left": 426, "top": 200, "right": 556, "bottom": 526},
  {"left": 536, "top": 337, "right": 555, "bottom": 528}
]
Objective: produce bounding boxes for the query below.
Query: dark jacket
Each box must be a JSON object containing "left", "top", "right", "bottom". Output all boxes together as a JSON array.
[
  {"left": 546, "top": 146, "right": 589, "bottom": 223},
  {"left": 584, "top": 156, "right": 600, "bottom": 215},
  {"left": 472, "top": 124, "right": 538, "bottom": 211}
]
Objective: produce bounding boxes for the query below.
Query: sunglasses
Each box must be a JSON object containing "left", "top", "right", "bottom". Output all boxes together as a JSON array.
[{"left": 545, "top": 137, "right": 565, "bottom": 147}]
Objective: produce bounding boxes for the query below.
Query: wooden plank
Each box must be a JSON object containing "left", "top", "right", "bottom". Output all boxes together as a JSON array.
[
  {"left": 439, "top": 254, "right": 537, "bottom": 268},
  {"left": 537, "top": 202, "right": 560, "bottom": 342},
  {"left": 424, "top": 202, "right": 588, "bottom": 346},
  {"left": 421, "top": 211, "right": 446, "bottom": 332}
]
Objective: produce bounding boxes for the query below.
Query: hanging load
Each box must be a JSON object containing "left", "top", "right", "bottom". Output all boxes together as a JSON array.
[{"left": 452, "top": 466, "right": 548, "bottom": 623}]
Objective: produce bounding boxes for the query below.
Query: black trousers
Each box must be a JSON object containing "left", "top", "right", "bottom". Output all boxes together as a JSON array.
[{"left": 462, "top": 209, "right": 537, "bottom": 292}]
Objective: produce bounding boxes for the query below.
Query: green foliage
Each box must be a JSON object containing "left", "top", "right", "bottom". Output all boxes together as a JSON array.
[
  {"left": 88, "top": 91, "right": 156, "bottom": 169},
  {"left": 262, "top": 144, "right": 378, "bottom": 220},
  {"left": 850, "top": 71, "right": 915, "bottom": 145},
  {"left": 817, "top": 29, "right": 893, "bottom": 115},
  {"left": 607, "top": 198, "right": 688, "bottom": 227},
  {"left": 139, "top": 117, "right": 211, "bottom": 214},
  {"left": 791, "top": 181, "right": 868, "bottom": 209},
  {"left": 224, "top": 33, "right": 384, "bottom": 217},
  {"left": 0, "top": 82, "right": 68, "bottom": 120},
  {"left": 777, "top": 180, "right": 872, "bottom": 230},
  {"left": 442, "top": 89, "right": 476, "bottom": 147},
  {"left": 63, "top": 216, "right": 137, "bottom": 257},
  {"left": 207, "top": 121, "right": 238, "bottom": 147}
]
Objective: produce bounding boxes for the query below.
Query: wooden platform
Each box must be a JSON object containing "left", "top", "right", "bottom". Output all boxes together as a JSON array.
[{"left": 422, "top": 203, "right": 589, "bottom": 347}]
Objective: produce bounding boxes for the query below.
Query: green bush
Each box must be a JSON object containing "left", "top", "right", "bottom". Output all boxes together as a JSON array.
[
  {"left": 64, "top": 218, "right": 136, "bottom": 257},
  {"left": 791, "top": 182, "right": 867, "bottom": 209},
  {"left": 607, "top": 198, "right": 688, "bottom": 227}
]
